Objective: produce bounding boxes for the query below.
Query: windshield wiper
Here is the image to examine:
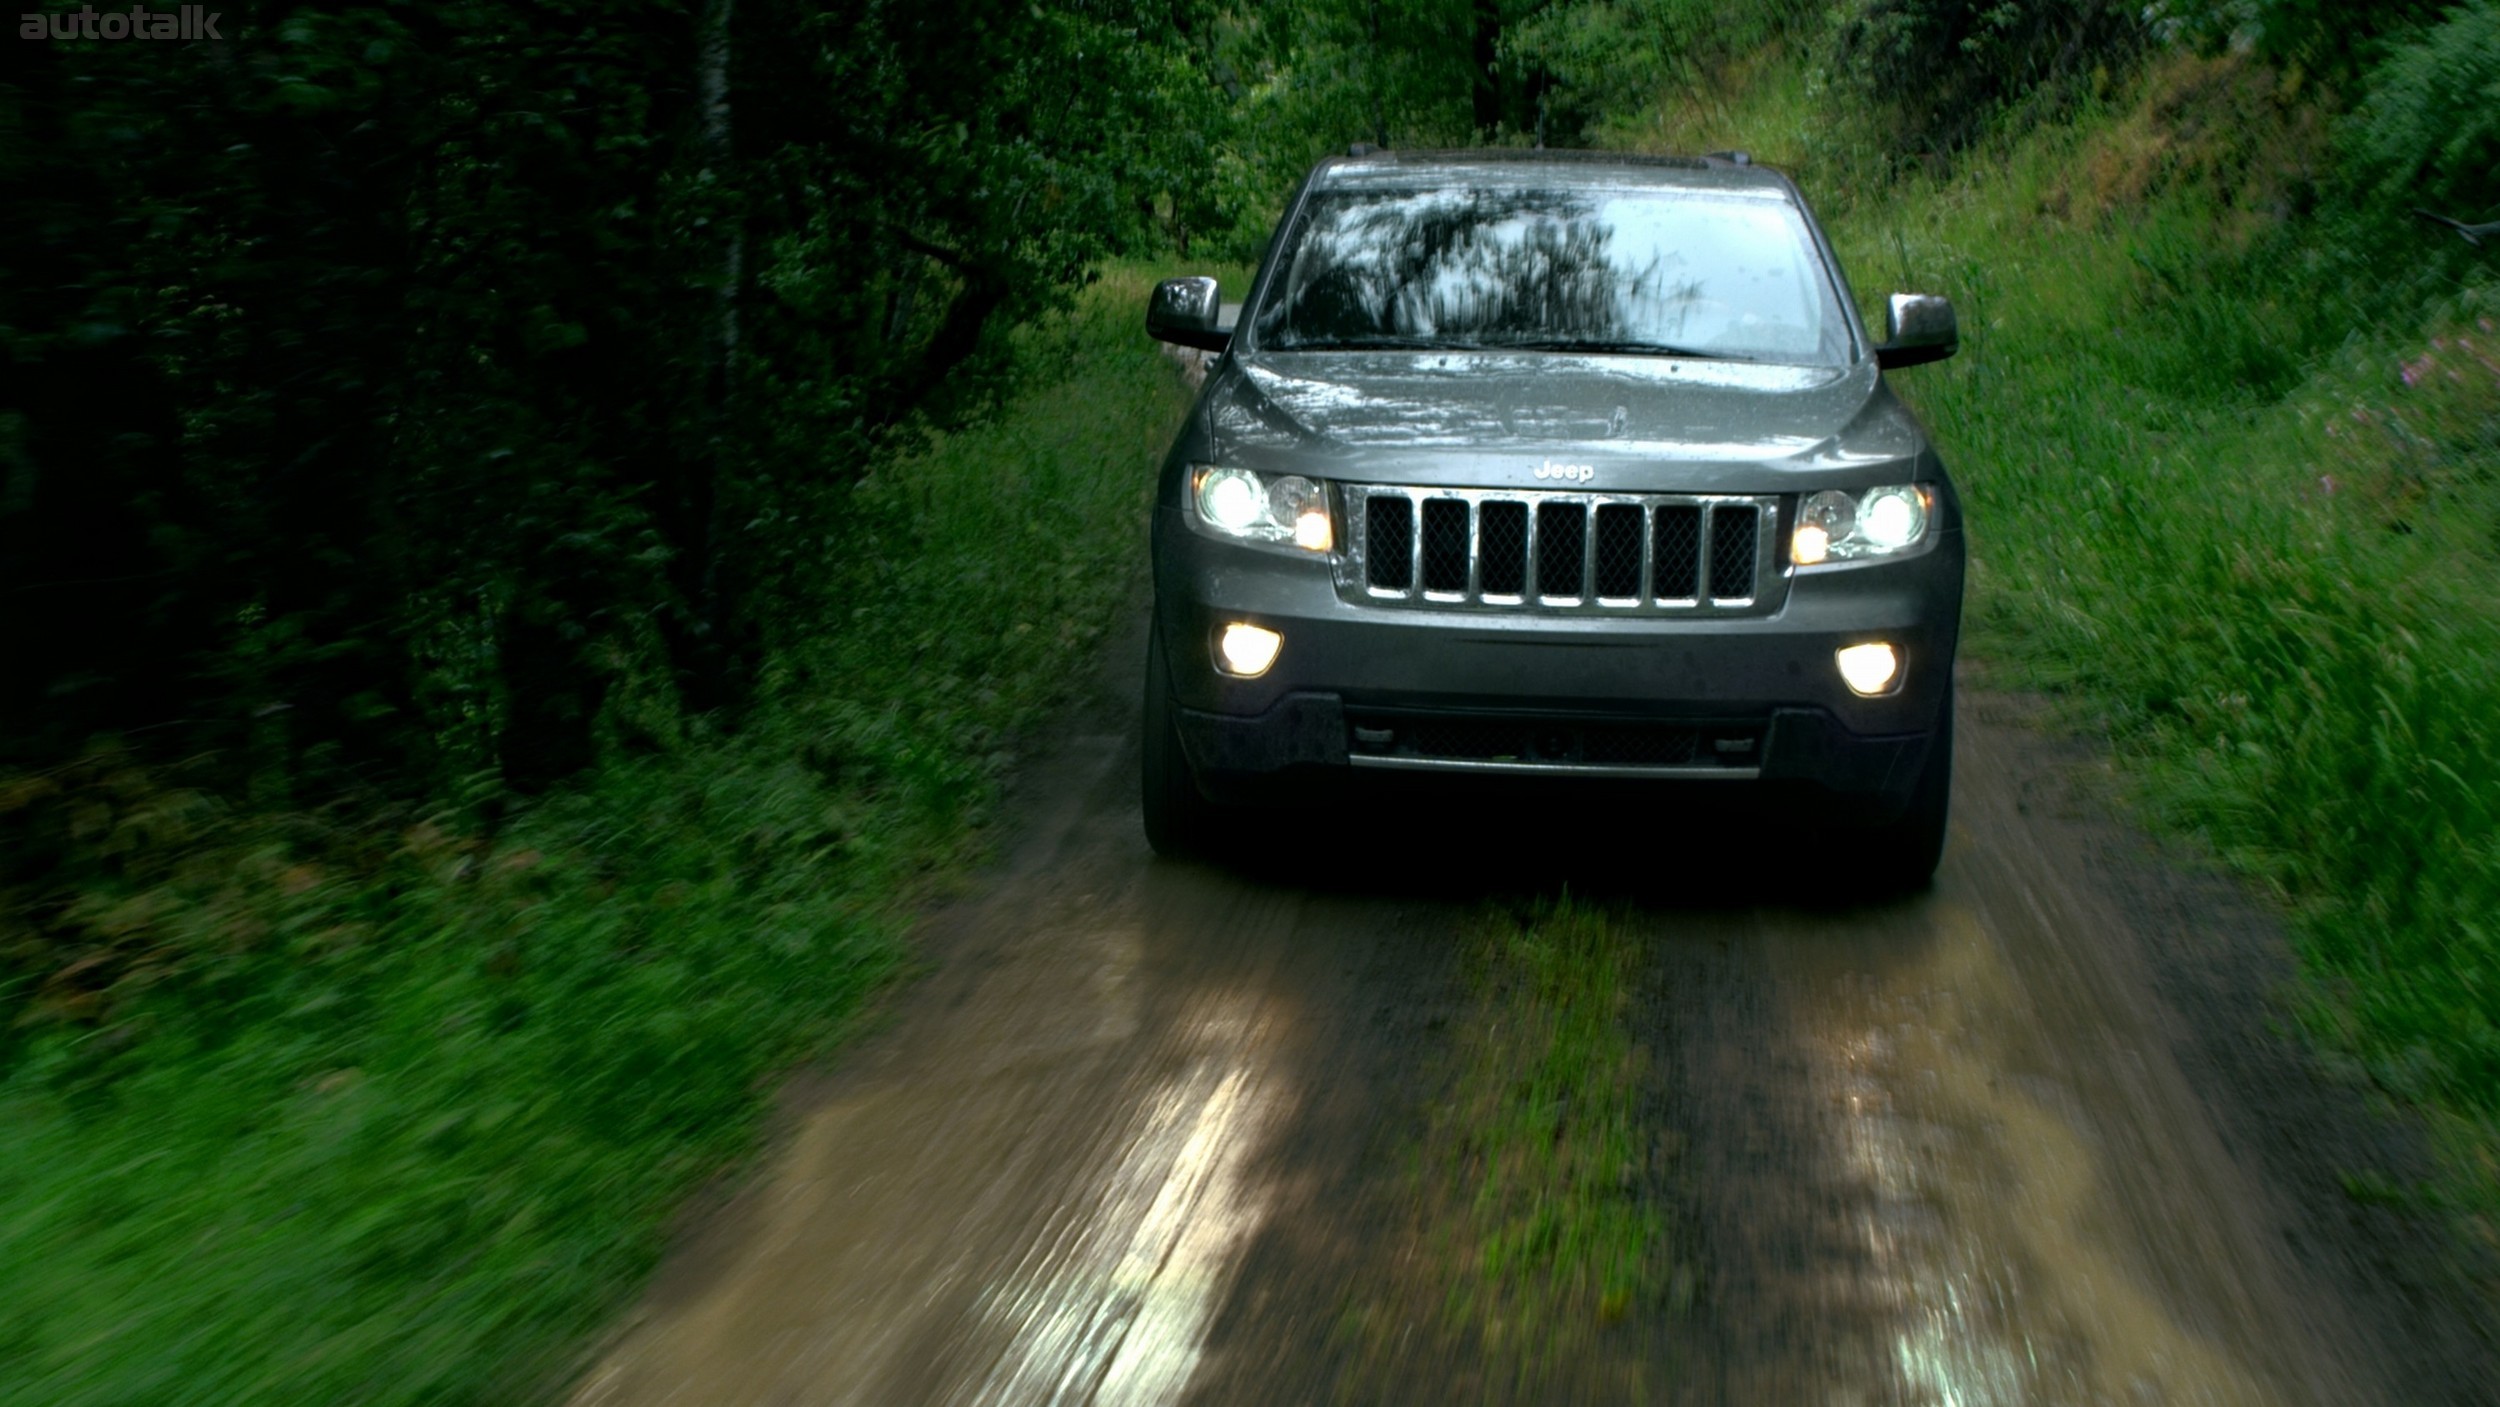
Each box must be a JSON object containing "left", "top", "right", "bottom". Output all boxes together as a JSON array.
[
  {"left": 1483, "top": 338, "right": 1754, "bottom": 360},
  {"left": 1275, "top": 335, "right": 1759, "bottom": 360},
  {"left": 1276, "top": 335, "right": 1466, "bottom": 351}
]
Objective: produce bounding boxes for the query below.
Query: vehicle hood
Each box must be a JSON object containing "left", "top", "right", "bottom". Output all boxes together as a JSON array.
[{"left": 1199, "top": 350, "right": 1926, "bottom": 491}]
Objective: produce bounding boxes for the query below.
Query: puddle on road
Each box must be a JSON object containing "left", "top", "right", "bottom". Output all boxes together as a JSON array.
[
  {"left": 1793, "top": 897, "right": 2283, "bottom": 1407},
  {"left": 566, "top": 834, "right": 1309, "bottom": 1407},
  {"left": 951, "top": 994, "right": 1290, "bottom": 1406}
]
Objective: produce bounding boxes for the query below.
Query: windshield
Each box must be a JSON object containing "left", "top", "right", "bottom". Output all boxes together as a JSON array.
[{"left": 1251, "top": 184, "right": 1853, "bottom": 365}]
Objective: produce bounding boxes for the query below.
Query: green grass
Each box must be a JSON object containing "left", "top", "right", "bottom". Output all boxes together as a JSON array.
[
  {"left": 0, "top": 270, "right": 1193, "bottom": 1406},
  {"left": 1614, "top": 48, "right": 2500, "bottom": 1241},
  {"left": 1348, "top": 896, "right": 1673, "bottom": 1395}
]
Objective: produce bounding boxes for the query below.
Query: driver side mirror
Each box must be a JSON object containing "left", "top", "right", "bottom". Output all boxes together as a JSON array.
[
  {"left": 1148, "top": 276, "right": 1231, "bottom": 353},
  {"left": 1875, "top": 293, "right": 1957, "bottom": 370}
]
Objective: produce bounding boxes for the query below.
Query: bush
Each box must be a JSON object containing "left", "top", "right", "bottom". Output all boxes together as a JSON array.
[
  {"left": 2349, "top": 0, "right": 2500, "bottom": 214},
  {"left": 1831, "top": 0, "right": 2148, "bottom": 151},
  {"left": 2147, "top": 1, "right": 2454, "bottom": 78},
  {"left": 1503, "top": 0, "right": 1821, "bottom": 139}
]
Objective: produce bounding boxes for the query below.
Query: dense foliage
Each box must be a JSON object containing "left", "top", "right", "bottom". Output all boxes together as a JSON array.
[
  {"left": 2350, "top": 0, "right": 2500, "bottom": 210},
  {"left": 1831, "top": 0, "right": 2147, "bottom": 150},
  {"left": 1, "top": 0, "right": 1211, "bottom": 801}
]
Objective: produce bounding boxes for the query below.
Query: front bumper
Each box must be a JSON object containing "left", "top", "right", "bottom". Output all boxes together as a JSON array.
[
  {"left": 1152, "top": 504, "right": 1961, "bottom": 810},
  {"left": 1173, "top": 694, "right": 1938, "bottom": 817}
]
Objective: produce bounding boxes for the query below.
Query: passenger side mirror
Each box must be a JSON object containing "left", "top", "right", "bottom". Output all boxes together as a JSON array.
[
  {"left": 1875, "top": 293, "right": 1957, "bottom": 370},
  {"left": 1148, "top": 276, "right": 1231, "bottom": 353}
]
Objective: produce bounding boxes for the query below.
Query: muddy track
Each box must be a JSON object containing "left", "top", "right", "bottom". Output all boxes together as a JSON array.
[{"left": 565, "top": 605, "right": 2495, "bottom": 1406}]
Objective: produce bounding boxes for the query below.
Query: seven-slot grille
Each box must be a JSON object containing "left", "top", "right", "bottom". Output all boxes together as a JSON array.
[{"left": 1341, "top": 486, "right": 1781, "bottom": 612}]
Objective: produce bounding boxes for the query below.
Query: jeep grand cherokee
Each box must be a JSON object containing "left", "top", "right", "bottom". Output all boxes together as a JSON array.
[{"left": 1142, "top": 149, "right": 1965, "bottom": 885}]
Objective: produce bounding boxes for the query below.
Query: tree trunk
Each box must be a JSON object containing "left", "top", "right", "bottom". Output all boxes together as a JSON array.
[
  {"left": 686, "top": 0, "right": 744, "bottom": 713},
  {"left": 1472, "top": 0, "right": 1503, "bottom": 137},
  {"left": 1369, "top": 0, "right": 1388, "bottom": 147}
]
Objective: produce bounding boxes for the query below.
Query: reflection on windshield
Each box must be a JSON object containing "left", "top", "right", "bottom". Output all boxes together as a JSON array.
[{"left": 1255, "top": 185, "right": 1851, "bottom": 366}]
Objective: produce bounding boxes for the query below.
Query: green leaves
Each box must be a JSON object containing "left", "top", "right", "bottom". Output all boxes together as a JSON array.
[
  {"left": 1, "top": 0, "right": 1230, "bottom": 799},
  {"left": 1829, "top": 0, "right": 2149, "bottom": 151},
  {"left": 2349, "top": 1, "right": 2500, "bottom": 211}
]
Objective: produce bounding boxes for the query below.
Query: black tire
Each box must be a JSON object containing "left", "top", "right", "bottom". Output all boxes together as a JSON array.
[
  {"left": 1141, "top": 629, "right": 1227, "bottom": 859},
  {"left": 1857, "top": 683, "right": 1953, "bottom": 891}
]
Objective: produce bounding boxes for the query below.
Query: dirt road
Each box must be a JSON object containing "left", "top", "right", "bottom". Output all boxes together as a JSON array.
[{"left": 564, "top": 611, "right": 2492, "bottom": 1405}]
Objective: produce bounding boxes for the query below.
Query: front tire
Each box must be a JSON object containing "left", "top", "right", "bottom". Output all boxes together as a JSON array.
[
  {"left": 1856, "top": 684, "right": 1953, "bottom": 891},
  {"left": 1141, "top": 628, "right": 1227, "bottom": 858}
]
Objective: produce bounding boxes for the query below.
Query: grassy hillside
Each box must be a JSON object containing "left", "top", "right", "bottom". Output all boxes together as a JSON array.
[
  {"left": 0, "top": 273, "right": 1191, "bottom": 1406},
  {"left": 1615, "top": 45, "right": 2500, "bottom": 1247}
]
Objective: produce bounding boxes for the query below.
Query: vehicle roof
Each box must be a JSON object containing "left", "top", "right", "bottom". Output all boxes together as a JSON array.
[{"left": 1311, "top": 148, "right": 1794, "bottom": 197}]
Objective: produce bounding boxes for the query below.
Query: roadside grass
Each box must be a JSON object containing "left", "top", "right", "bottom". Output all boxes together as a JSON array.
[
  {"left": 1348, "top": 895, "right": 1675, "bottom": 1397},
  {"left": 1615, "top": 50, "right": 2500, "bottom": 1248},
  {"left": 0, "top": 270, "right": 1191, "bottom": 1406}
]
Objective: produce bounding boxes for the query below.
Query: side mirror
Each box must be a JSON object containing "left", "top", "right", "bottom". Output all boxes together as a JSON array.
[
  {"left": 1148, "top": 276, "right": 1230, "bottom": 353},
  {"left": 1875, "top": 293, "right": 1957, "bottom": 369}
]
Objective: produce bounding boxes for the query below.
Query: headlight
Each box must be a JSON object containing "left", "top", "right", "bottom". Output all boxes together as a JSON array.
[
  {"left": 1792, "top": 485, "right": 1933, "bottom": 565},
  {"left": 1191, "top": 466, "right": 1334, "bottom": 552}
]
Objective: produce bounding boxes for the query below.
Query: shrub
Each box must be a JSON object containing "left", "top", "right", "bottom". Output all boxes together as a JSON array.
[
  {"left": 2349, "top": 0, "right": 2500, "bottom": 214},
  {"left": 1831, "top": 0, "right": 2148, "bottom": 152},
  {"left": 2147, "top": 1, "right": 2454, "bottom": 79}
]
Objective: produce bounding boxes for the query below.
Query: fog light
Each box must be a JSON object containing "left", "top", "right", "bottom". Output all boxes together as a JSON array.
[
  {"left": 1216, "top": 622, "right": 1282, "bottom": 677},
  {"left": 1836, "top": 642, "right": 1900, "bottom": 696},
  {"left": 1294, "top": 507, "right": 1333, "bottom": 552}
]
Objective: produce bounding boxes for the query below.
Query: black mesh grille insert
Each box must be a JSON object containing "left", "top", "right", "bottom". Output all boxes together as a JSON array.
[
  {"left": 1535, "top": 502, "right": 1586, "bottom": 598},
  {"left": 1352, "top": 714, "right": 1755, "bottom": 770},
  {"left": 1709, "top": 504, "right": 1759, "bottom": 599},
  {"left": 1594, "top": 504, "right": 1643, "bottom": 598},
  {"left": 1403, "top": 720, "right": 1530, "bottom": 761},
  {"left": 1366, "top": 495, "right": 1413, "bottom": 590},
  {"left": 1421, "top": 499, "right": 1470, "bottom": 593},
  {"left": 1581, "top": 724, "right": 1703, "bottom": 766},
  {"left": 1478, "top": 501, "right": 1528, "bottom": 595},
  {"left": 1652, "top": 505, "right": 1702, "bottom": 600}
]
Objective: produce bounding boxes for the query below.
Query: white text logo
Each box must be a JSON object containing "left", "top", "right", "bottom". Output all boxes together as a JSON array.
[{"left": 20, "top": 6, "right": 222, "bottom": 40}]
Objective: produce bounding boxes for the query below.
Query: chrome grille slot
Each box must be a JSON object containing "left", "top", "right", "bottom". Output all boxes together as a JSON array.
[
  {"left": 1652, "top": 504, "right": 1702, "bottom": 602},
  {"left": 1420, "top": 498, "right": 1470, "bottom": 595},
  {"left": 1535, "top": 502, "right": 1586, "bottom": 600},
  {"left": 1478, "top": 501, "right": 1528, "bottom": 597},
  {"left": 1364, "top": 496, "right": 1413, "bottom": 591},
  {"left": 1710, "top": 504, "right": 1760, "bottom": 599},
  {"left": 1593, "top": 504, "right": 1644, "bottom": 600},
  {"left": 1344, "top": 486, "right": 1782, "bottom": 615}
]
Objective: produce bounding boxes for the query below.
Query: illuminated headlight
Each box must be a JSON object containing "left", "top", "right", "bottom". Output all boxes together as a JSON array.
[
  {"left": 1792, "top": 485, "right": 1933, "bottom": 565},
  {"left": 1192, "top": 466, "right": 1333, "bottom": 552}
]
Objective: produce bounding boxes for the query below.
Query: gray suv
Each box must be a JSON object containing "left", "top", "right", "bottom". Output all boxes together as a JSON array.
[{"left": 1143, "top": 149, "right": 1964, "bottom": 885}]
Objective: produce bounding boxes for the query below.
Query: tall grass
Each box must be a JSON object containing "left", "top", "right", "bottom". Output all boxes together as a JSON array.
[
  {"left": 1616, "top": 47, "right": 2500, "bottom": 1220},
  {"left": 0, "top": 272, "right": 1191, "bottom": 1406}
]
